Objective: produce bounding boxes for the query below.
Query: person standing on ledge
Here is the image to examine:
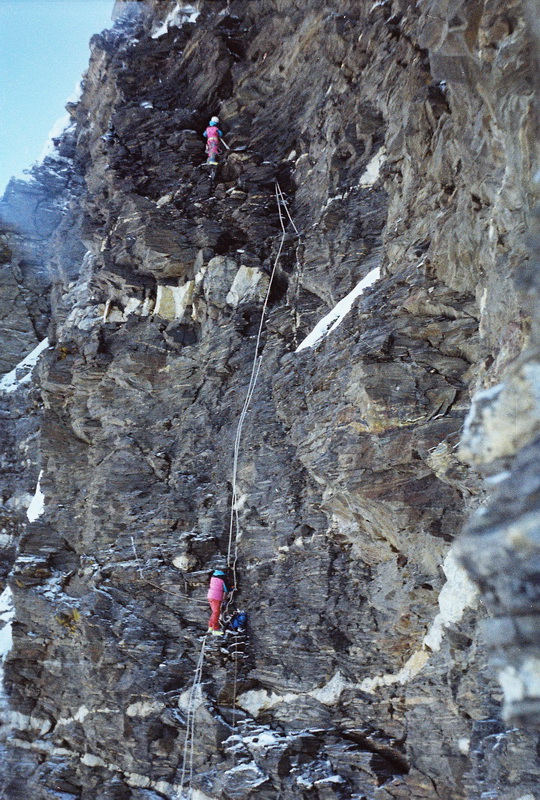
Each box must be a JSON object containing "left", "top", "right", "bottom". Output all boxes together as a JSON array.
[
  {"left": 203, "top": 116, "right": 223, "bottom": 165},
  {"left": 207, "top": 568, "right": 230, "bottom": 635}
]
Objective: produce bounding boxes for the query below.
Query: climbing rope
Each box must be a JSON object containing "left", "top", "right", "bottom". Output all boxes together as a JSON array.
[
  {"left": 275, "top": 181, "right": 304, "bottom": 348},
  {"left": 226, "top": 180, "right": 299, "bottom": 587},
  {"left": 176, "top": 180, "right": 299, "bottom": 799},
  {"left": 178, "top": 635, "right": 207, "bottom": 800},
  {"left": 130, "top": 537, "right": 207, "bottom": 604}
]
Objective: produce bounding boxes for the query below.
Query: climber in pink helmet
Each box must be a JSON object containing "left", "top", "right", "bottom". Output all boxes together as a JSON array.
[
  {"left": 203, "top": 116, "right": 223, "bottom": 165},
  {"left": 207, "top": 568, "right": 231, "bottom": 635}
]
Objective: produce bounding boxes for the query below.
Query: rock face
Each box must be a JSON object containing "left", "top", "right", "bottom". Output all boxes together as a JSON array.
[{"left": 1, "top": 1, "right": 540, "bottom": 799}]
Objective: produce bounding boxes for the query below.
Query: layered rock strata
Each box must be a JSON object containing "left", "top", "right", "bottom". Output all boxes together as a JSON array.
[{"left": 1, "top": 1, "right": 540, "bottom": 799}]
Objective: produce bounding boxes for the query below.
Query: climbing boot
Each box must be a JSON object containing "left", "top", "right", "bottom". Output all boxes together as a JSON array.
[{"left": 212, "top": 629, "right": 225, "bottom": 636}]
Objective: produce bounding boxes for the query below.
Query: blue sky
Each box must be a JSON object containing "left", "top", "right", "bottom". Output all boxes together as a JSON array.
[{"left": 0, "top": 0, "right": 114, "bottom": 194}]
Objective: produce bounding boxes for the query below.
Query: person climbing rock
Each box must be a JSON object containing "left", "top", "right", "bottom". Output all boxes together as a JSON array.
[
  {"left": 207, "top": 568, "right": 230, "bottom": 634},
  {"left": 203, "top": 116, "right": 223, "bottom": 165}
]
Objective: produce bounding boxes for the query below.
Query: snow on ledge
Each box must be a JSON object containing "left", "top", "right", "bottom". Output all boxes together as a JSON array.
[
  {"left": 27, "top": 471, "right": 45, "bottom": 523},
  {"left": 0, "top": 588, "right": 14, "bottom": 662},
  {"left": 0, "top": 586, "right": 14, "bottom": 746},
  {"left": 237, "top": 671, "right": 348, "bottom": 717},
  {"left": 296, "top": 267, "right": 380, "bottom": 352},
  {"left": 499, "top": 659, "right": 540, "bottom": 712},
  {"left": 151, "top": 2, "right": 199, "bottom": 37},
  {"left": 358, "top": 147, "right": 386, "bottom": 188},
  {"left": 39, "top": 115, "right": 74, "bottom": 162},
  {"left": 0, "top": 338, "right": 49, "bottom": 394},
  {"left": 359, "top": 549, "right": 478, "bottom": 694},
  {"left": 423, "top": 551, "right": 478, "bottom": 652}
]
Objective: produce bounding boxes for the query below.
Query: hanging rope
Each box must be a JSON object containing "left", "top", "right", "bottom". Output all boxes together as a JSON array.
[
  {"left": 275, "top": 181, "right": 303, "bottom": 348},
  {"left": 226, "top": 181, "right": 299, "bottom": 590},
  {"left": 176, "top": 180, "right": 299, "bottom": 799},
  {"left": 178, "top": 635, "right": 207, "bottom": 800},
  {"left": 129, "top": 537, "right": 208, "bottom": 604}
]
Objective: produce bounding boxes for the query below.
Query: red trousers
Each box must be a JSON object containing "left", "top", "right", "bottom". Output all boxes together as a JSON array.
[
  {"left": 208, "top": 599, "right": 222, "bottom": 630},
  {"left": 206, "top": 139, "right": 220, "bottom": 159}
]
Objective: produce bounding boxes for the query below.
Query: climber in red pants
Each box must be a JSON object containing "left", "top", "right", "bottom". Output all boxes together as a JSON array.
[
  {"left": 207, "top": 568, "right": 230, "bottom": 635},
  {"left": 203, "top": 116, "right": 223, "bottom": 165}
]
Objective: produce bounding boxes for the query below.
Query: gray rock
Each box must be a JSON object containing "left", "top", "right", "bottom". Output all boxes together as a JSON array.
[{"left": 2, "top": 1, "right": 540, "bottom": 799}]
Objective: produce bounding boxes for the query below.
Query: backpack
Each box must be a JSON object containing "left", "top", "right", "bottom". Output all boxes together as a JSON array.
[{"left": 230, "top": 612, "right": 247, "bottom": 631}]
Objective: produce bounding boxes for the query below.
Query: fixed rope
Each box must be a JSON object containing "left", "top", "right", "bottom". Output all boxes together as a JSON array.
[
  {"left": 226, "top": 180, "right": 299, "bottom": 590},
  {"left": 178, "top": 635, "right": 207, "bottom": 800},
  {"left": 130, "top": 537, "right": 207, "bottom": 604},
  {"left": 175, "top": 180, "right": 299, "bottom": 797}
]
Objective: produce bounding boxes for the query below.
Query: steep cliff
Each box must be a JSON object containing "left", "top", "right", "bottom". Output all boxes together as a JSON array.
[{"left": 1, "top": 1, "right": 540, "bottom": 799}]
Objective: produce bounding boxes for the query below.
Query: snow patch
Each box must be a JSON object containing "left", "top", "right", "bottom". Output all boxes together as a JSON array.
[
  {"left": 0, "top": 338, "right": 49, "bottom": 394},
  {"left": 11, "top": 710, "right": 52, "bottom": 736},
  {"left": 39, "top": 115, "right": 74, "bottom": 161},
  {"left": 499, "top": 658, "right": 540, "bottom": 704},
  {"left": 485, "top": 471, "right": 511, "bottom": 486},
  {"left": 358, "top": 147, "right": 386, "bottom": 188},
  {"left": 360, "top": 549, "right": 478, "bottom": 693},
  {"left": 0, "top": 588, "right": 14, "bottom": 661},
  {"left": 423, "top": 552, "right": 478, "bottom": 652},
  {"left": 151, "top": 2, "right": 199, "bottom": 37},
  {"left": 237, "top": 671, "right": 348, "bottom": 716},
  {"left": 320, "top": 191, "right": 348, "bottom": 212},
  {"left": 56, "top": 706, "right": 90, "bottom": 726},
  {"left": 359, "top": 650, "right": 430, "bottom": 693},
  {"left": 39, "top": 573, "right": 64, "bottom": 601},
  {"left": 296, "top": 268, "right": 380, "bottom": 351},
  {"left": 126, "top": 700, "right": 165, "bottom": 717},
  {"left": 27, "top": 471, "right": 45, "bottom": 523},
  {"left": 315, "top": 775, "right": 346, "bottom": 786},
  {"left": 244, "top": 730, "right": 281, "bottom": 748},
  {"left": 458, "top": 737, "right": 470, "bottom": 754}
]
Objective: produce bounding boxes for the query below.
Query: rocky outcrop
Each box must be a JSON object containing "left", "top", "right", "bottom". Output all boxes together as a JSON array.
[{"left": 1, "top": 1, "right": 540, "bottom": 799}]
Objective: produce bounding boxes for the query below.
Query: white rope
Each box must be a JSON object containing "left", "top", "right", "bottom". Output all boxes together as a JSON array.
[
  {"left": 226, "top": 181, "right": 292, "bottom": 577},
  {"left": 275, "top": 180, "right": 299, "bottom": 234},
  {"left": 178, "top": 635, "right": 207, "bottom": 799},
  {"left": 130, "top": 536, "right": 144, "bottom": 580},
  {"left": 177, "top": 182, "right": 299, "bottom": 797},
  {"left": 275, "top": 181, "right": 303, "bottom": 346}
]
